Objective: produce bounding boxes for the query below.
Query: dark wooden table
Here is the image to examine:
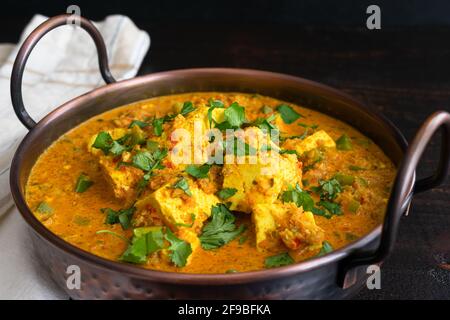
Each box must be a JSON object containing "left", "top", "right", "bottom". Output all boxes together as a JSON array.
[{"left": 3, "top": 19, "right": 450, "bottom": 299}]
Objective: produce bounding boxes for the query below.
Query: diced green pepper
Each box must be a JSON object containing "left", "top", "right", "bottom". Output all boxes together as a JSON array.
[
  {"left": 334, "top": 173, "right": 354, "bottom": 186},
  {"left": 336, "top": 134, "right": 352, "bottom": 150},
  {"left": 348, "top": 199, "right": 360, "bottom": 213}
]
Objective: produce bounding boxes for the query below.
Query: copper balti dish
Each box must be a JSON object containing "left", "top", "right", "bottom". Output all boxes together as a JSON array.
[{"left": 9, "top": 15, "right": 450, "bottom": 299}]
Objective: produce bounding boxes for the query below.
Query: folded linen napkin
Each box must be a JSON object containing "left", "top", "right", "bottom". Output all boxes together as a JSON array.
[{"left": 0, "top": 14, "right": 150, "bottom": 299}]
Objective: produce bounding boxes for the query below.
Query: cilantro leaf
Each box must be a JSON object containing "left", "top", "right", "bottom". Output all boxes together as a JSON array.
[
  {"left": 199, "top": 204, "right": 246, "bottom": 250},
  {"left": 128, "top": 120, "right": 149, "bottom": 129},
  {"left": 152, "top": 118, "right": 165, "bottom": 136},
  {"left": 264, "top": 252, "right": 294, "bottom": 268},
  {"left": 132, "top": 151, "right": 153, "bottom": 171},
  {"left": 207, "top": 99, "right": 225, "bottom": 127},
  {"left": 281, "top": 183, "right": 315, "bottom": 211},
  {"left": 75, "top": 173, "right": 93, "bottom": 193},
  {"left": 92, "top": 131, "right": 113, "bottom": 154},
  {"left": 120, "top": 227, "right": 165, "bottom": 264},
  {"left": 317, "top": 200, "right": 342, "bottom": 216},
  {"left": 311, "top": 178, "right": 342, "bottom": 201},
  {"left": 180, "top": 101, "right": 196, "bottom": 116},
  {"left": 185, "top": 164, "right": 211, "bottom": 179},
  {"left": 150, "top": 101, "right": 196, "bottom": 136},
  {"left": 247, "top": 114, "right": 279, "bottom": 139},
  {"left": 165, "top": 229, "right": 192, "bottom": 267},
  {"left": 172, "top": 177, "right": 192, "bottom": 196},
  {"left": 224, "top": 102, "right": 246, "bottom": 128},
  {"left": 92, "top": 131, "right": 133, "bottom": 156},
  {"left": 213, "top": 101, "right": 246, "bottom": 130},
  {"left": 276, "top": 104, "right": 302, "bottom": 124},
  {"left": 216, "top": 188, "right": 238, "bottom": 200},
  {"left": 102, "top": 206, "right": 136, "bottom": 230}
]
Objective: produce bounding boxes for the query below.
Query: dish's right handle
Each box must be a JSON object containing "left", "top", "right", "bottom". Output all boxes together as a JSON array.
[
  {"left": 338, "top": 110, "right": 450, "bottom": 289},
  {"left": 10, "top": 14, "right": 116, "bottom": 130}
]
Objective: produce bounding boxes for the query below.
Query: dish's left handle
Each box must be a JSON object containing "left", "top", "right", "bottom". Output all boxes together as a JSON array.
[{"left": 10, "top": 14, "right": 116, "bottom": 130}]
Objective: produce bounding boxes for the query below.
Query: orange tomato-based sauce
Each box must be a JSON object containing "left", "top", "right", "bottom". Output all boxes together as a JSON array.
[{"left": 25, "top": 93, "right": 396, "bottom": 273}]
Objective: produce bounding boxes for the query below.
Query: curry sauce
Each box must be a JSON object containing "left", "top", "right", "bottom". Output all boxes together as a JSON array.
[{"left": 25, "top": 92, "right": 396, "bottom": 273}]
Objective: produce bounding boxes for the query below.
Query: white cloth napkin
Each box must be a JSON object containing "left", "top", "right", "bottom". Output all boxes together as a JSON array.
[{"left": 0, "top": 14, "right": 150, "bottom": 299}]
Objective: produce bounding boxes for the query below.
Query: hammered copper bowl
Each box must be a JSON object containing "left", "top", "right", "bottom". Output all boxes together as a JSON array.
[{"left": 9, "top": 15, "right": 450, "bottom": 299}]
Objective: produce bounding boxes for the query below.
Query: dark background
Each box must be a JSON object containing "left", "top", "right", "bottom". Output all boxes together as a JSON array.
[
  {"left": 1, "top": 0, "right": 449, "bottom": 299},
  {"left": 3, "top": 0, "right": 450, "bottom": 27}
]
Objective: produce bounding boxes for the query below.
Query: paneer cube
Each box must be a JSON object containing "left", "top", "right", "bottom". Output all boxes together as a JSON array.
[
  {"left": 88, "top": 129, "right": 143, "bottom": 201},
  {"left": 134, "top": 177, "right": 219, "bottom": 232},
  {"left": 251, "top": 203, "right": 281, "bottom": 252},
  {"left": 169, "top": 106, "right": 213, "bottom": 168},
  {"left": 252, "top": 202, "right": 324, "bottom": 252},
  {"left": 134, "top": 177, "right": 220, "bottom": 263},
  {"left": 283, "top": 130, "right": 336, "bottom": 156},
  {"left": 222, "top": 152, "right": 301, "bottom": 213}
]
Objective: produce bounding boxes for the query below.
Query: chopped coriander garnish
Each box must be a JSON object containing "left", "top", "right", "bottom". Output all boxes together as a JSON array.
[
  {"left": 128, "top": 120, "right": 149, "bottom": 129},
  {"left": 185, "top": 164, "right": 211, "bottom": 179},
  {"left": 172, "top": 177, "right": 192, "bottom": 196},
  {"left": 146, "top": 140, "right": 159, "bottom": 152},
  {"left": 317, "top": 200, "right": 342, "bottom": 217},
  {"left": 264, "top": 252, "right": 294, "bottom": 268},
  {"left": 279, "top": 149, "right": 299, "bottom": 156},
  {"left": 109, "top": 141, "right": 127, "bottom": 156},
  {"left": 199, "top": 204, "right": 246, "bottom": 250},
  {"left": 311, "top": 178, "right": 342, "bottom": 201},
  {"left": 152, "top": 118, "right": 165, "bottom": 136},
  {"left": 165, "top": 228, "right": 192, "bottom": 267},
  {"left": 276, "top": 104, "right": 302, "bottom": 124},
  {"left": 132, "top": 151, "right": 154, "bottom": 171},
  {"left": 213, "top": 101, "right": 246, "bottom": 130},
  {"left": 92, "top": 131, "right": 113, "bottom": 154},
  {"left": 216, "top": 187, "right": 238, "bottom": 200},
  {"left": 179, "top": 101, "right": 196, "bottom": 116},
  {"left": 150, "top": 101, "right": 196, "bottom": 136},
  {"left": 102, "top": 206, "right": 136, "bottom": 230},
  {"left": 224, "top": 102, "right": 246, "bottom": 128},
  {"left": 207, "top": 99, "right": 225, "bottom": 128},
  {"left": 92, "top": 131, "right": 136, "bottom": 156},
  {"left": 247, "top": 114, "right": 278, "bottom": 134},
  {"left": 75, "top": 173, "right": 93, "bottom": 193},
  {"left": 281, "top": 183, "right": 315, "bottom": 211},
  {"left": 120, "top": 227, "right": 165, "bottom": 264}
]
